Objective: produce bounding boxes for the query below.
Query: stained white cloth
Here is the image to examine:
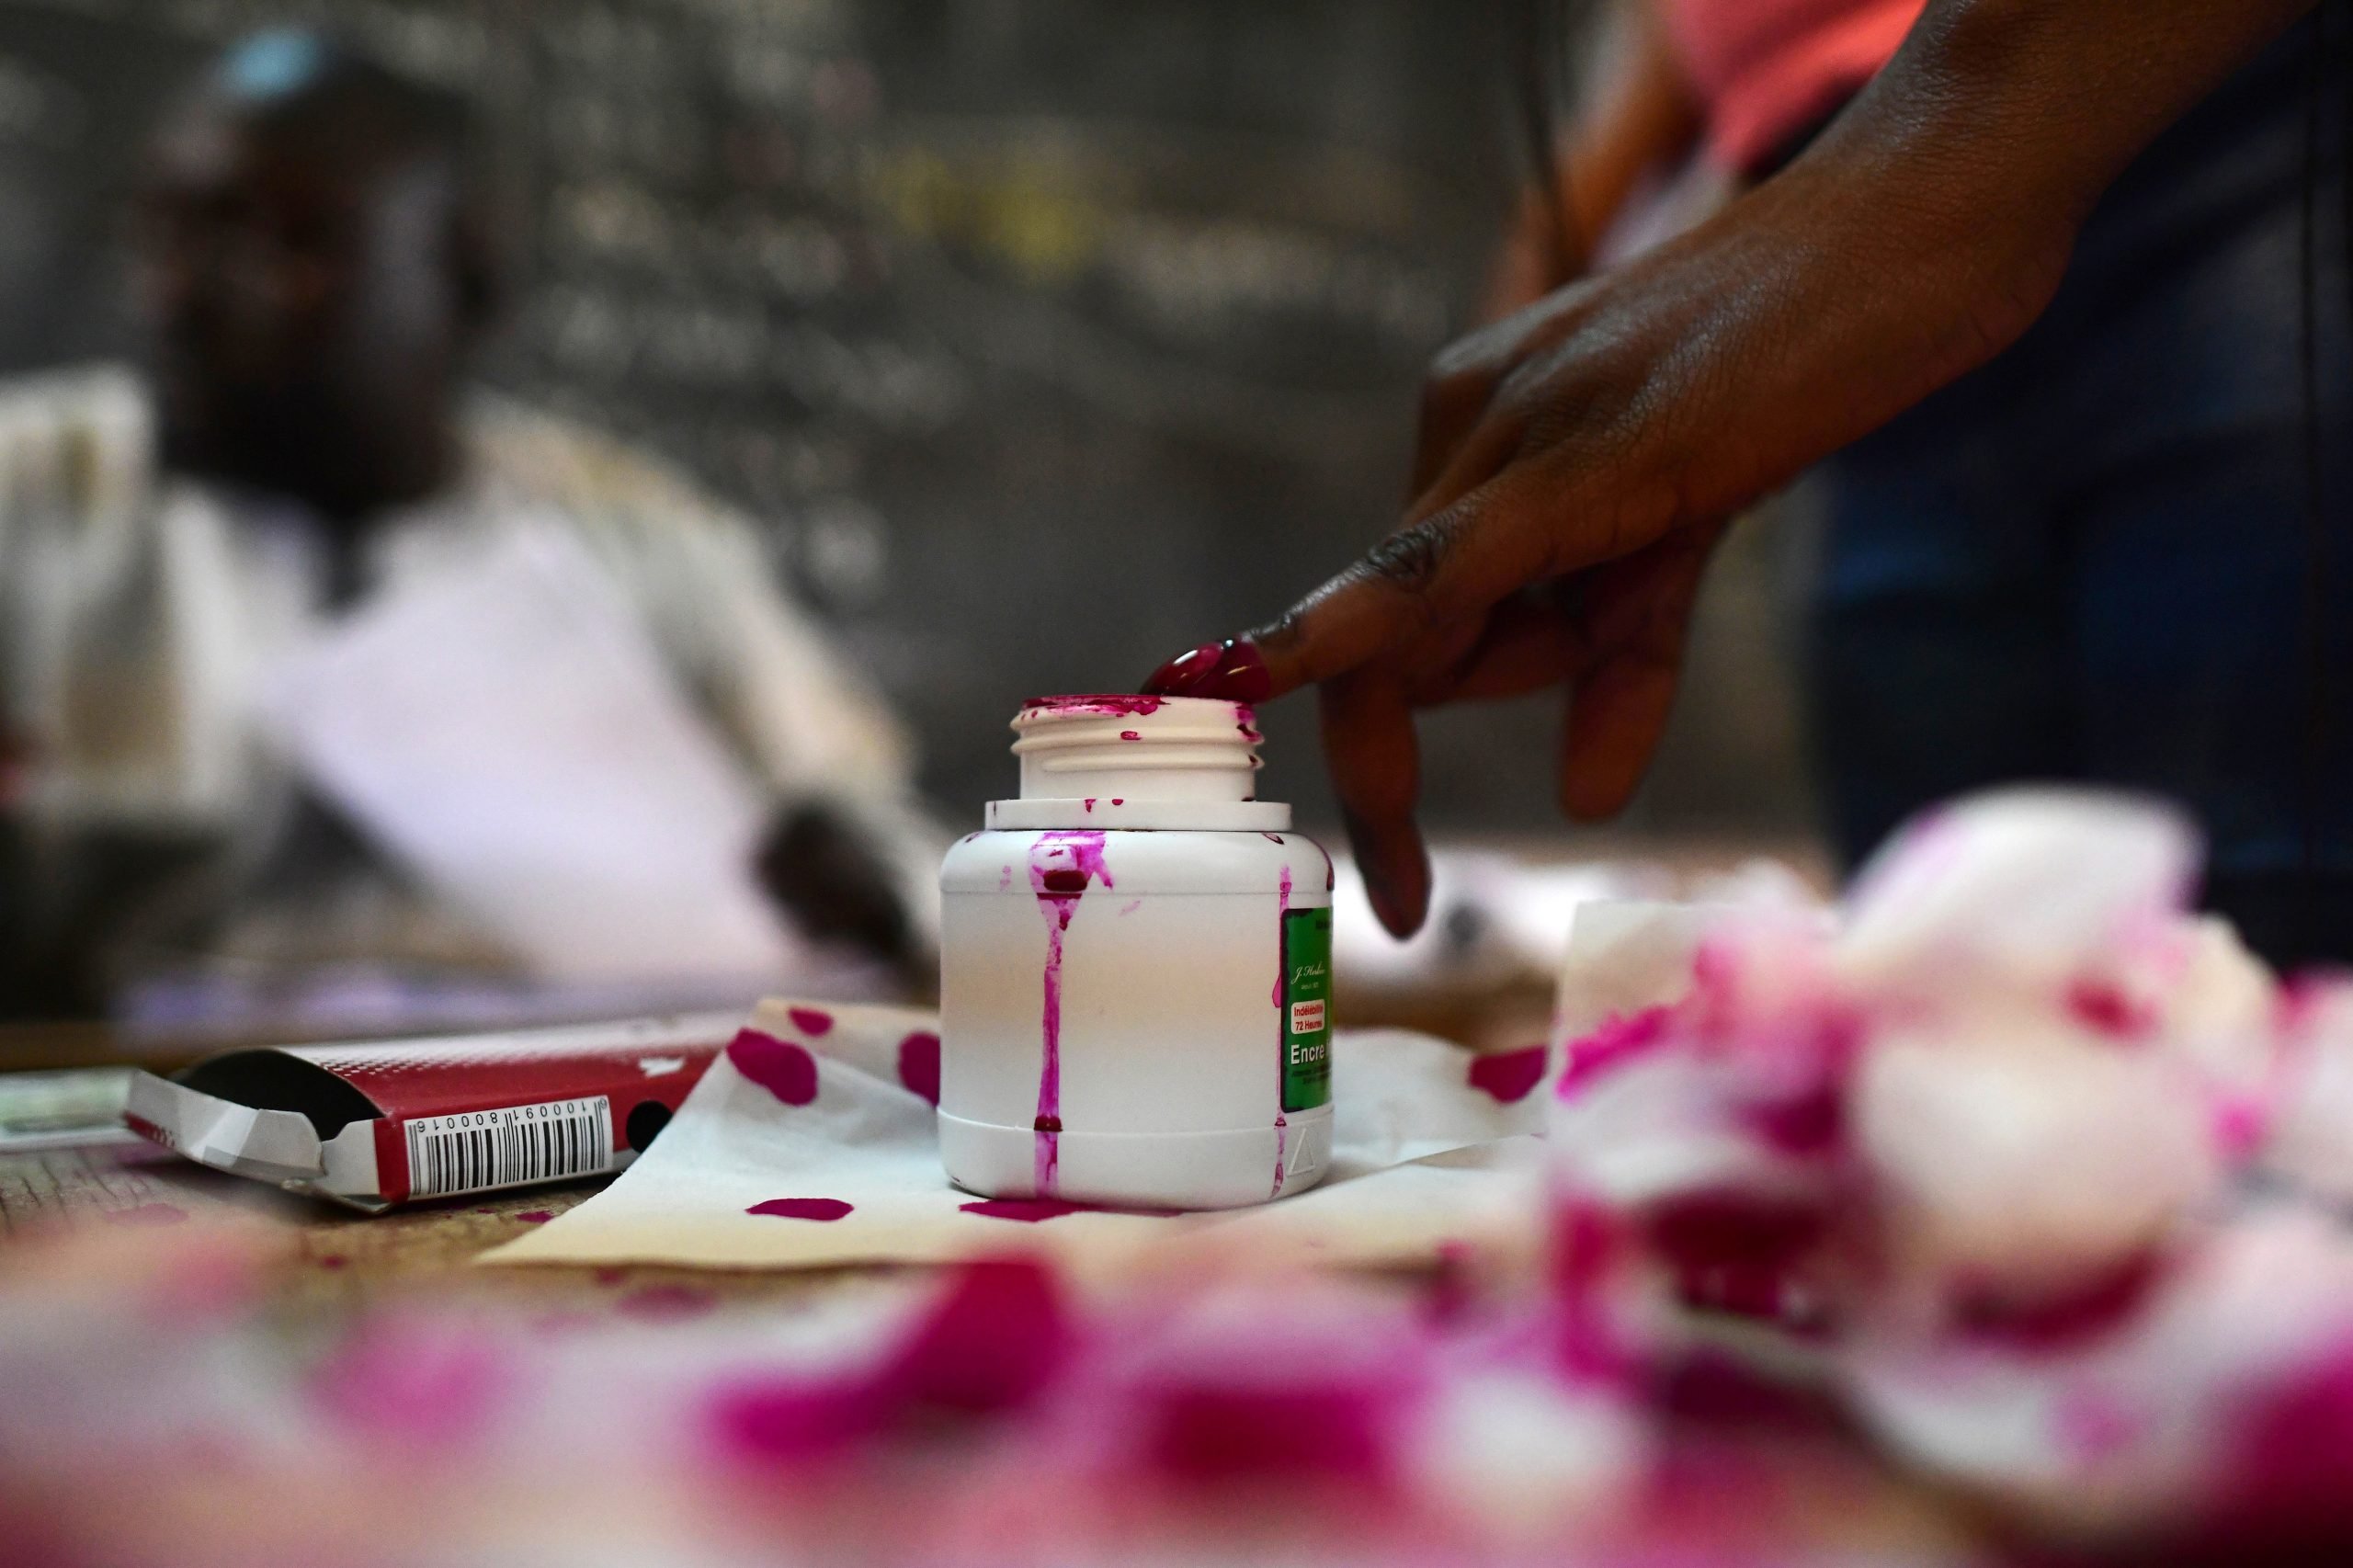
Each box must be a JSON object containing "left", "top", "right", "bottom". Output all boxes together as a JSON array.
[{"left": 484, "top": 997, "right": 1552, "bottom": 1273}]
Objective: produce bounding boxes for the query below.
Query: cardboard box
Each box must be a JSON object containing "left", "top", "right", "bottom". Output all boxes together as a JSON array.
[{"left": 125, "top": 1013, "right": 734, "bottom": 1212}]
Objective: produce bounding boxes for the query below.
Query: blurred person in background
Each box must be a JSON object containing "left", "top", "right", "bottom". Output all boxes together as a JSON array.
[
  {"left": 1149, "top": 0, "right": 2348, "bottom": 967},
  {"left": 0, "top": 30, "right": 935, "bottom": 1025}
]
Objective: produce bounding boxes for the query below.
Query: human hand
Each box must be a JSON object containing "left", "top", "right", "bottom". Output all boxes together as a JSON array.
[
  {"left": 1145, "top": 103, "right": 2090, "bottom": 936},
  {"left": 1144, "top": 0, "right": 2313, "bottom": 937}
]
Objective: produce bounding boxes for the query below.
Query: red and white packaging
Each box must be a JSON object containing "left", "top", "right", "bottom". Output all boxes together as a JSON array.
[{"left": 124, "top": 1013, "right": 733, "bottom": 1212}]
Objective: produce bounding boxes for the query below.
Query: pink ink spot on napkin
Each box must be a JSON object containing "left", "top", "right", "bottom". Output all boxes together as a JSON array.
[
  {"left": 2214, "top": 1096, "right": 2269, "bottom": 1160},
  {"left": 516, "top": 1210, "right": 553, "bottom": 1224},
  {"left": 960, "top": 1198, "right": 1089, "bottom": 1222},
  {"left": 1649, "top": 1191, "right": 1832, "bottom": 1331},
  {"left": 1559, "top": 1005, "right": 1675, "bottom": 1098},
  {"left": 709, "top": 1376, "right": 882, "bottom": 1462},
  {"left": 1657, "top": 1349, "right": 1843, "bottom": 1431},
  {"left": 1952, "top": 1252, "right": 2165, "bottom": 1352},
  {"left": 710, "top": 1262, "right": 1074, "bottom": 1465},
  {"left": 2214, "top": 1338, "right": 2353, "bottom": 1530},
  {"left": 958, "top": 1197, "right": 1177, "bottom": 1222},
  {"left": 1552, "top": 1199, "right": 1634, "bottom": 1380},
  {"left": 1143, "top": 1375, "right": 1395, "bottom": 1484},
  {"left": 897, "top": 1030, "right": 941, "bottom": 1104},
  {"left": 618, "top": 1284, "right": 718, "bottom": 1322},
  {"left": 312, "top": 1324, "right": 506, "bottom": 1447},
  {"left": 787, "top": 1006, "right": 835, "bottom": 1037},
  {"left": 1745, "top": 1085, "right": 1846, "bottom": 1156},
  {"left": 2057, "top": 1390, "right": 2143, "bottom": 1463},
  {"left": 1468, "top": 1044, "right": 1547, "bottom": 1103},
  {"left": 2066, "top": 977, "right": 2156, "bottom": 1040},
  {"left": 883, "top": 1258, "right": 1073, "bottom": 1415},
  {"left": 728, "top": 1028, "right": 818, "bottom": 1106},
  {"left": 747, "top": 1199, "right": 853, "bottom": 1221},
  {"left": 2277, "top": 972, "right": 2338, "bottom": 1036}
]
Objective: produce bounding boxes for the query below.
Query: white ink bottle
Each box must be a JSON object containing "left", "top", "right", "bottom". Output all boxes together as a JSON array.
[{"left": 938, "top": 695, "right": 1334, "bottom": 1210}]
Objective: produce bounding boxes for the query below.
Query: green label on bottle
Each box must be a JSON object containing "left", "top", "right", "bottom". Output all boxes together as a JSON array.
[{"left": 1281, "top": 906, "right": 1333, "bottom": 1112}]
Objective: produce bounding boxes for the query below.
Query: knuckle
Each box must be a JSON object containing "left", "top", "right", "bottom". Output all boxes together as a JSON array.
[
  {"left": 1358, "top": 513, "right": 1459, "bottom": 601},
  {"left": 1424, "top": 315, "right": 1516, "bottom": 393}
]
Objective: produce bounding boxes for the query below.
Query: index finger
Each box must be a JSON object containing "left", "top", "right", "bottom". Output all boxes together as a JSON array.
[{"left": 1143, "top": 460, "right": 1617, "bottom": 704}]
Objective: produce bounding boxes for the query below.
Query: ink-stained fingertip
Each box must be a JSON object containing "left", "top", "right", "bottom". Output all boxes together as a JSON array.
[{"left": 1138, "top": 638, "right": 1273, "bottom": 703}]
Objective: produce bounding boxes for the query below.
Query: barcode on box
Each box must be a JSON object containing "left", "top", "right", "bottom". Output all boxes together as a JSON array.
[{"left": 403, "top": 1096, "right": 613, "bottom": 1199}]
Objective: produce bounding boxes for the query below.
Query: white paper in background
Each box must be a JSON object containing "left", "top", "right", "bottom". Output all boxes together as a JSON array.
[
  {"left": 1551, "top": 901, "right": 1723, "bottom": 1047},
  {"left": 483, "top": 999, "right": 1552, "bottom": 1275},
  {"left": 1550, "top": 897, "right": 1837, "bottom": 1049},
  {"left": 1329, "top": 852, "right": 1659, "bottom": 994},
  {"left": 1330, "top": 853, "right": 1818, "bottom": 997},
  {"left": 260, "top": 521, "right": 801, "bottom": 985}
]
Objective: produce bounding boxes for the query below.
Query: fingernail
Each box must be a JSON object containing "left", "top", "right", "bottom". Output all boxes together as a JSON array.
[{"left": 1139, "top": 639, "right": 1272, "bottom": 702}]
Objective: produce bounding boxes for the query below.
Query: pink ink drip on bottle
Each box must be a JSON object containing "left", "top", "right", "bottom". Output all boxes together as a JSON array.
[
  {"left": 938, "top": 696, "right": 1335, "bottom": 1210},
  {"left": 1272, "top": 866, "right": 1291, "bottom": 1007},
  {"left": 1025, "top": 831, "right": 1112, "bottom": 1191}
]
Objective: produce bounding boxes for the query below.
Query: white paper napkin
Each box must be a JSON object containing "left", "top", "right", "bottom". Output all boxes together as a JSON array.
[{"left": 483, "top": 997, "right": 1552, "bottom": 1273}]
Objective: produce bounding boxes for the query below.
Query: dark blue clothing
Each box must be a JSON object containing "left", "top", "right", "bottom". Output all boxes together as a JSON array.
[{"left": 1807, "top": 28, "right": 2353, "bottom": 967}]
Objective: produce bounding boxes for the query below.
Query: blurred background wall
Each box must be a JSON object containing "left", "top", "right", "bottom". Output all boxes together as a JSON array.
[{"left": 0, "top": 0, "right": 1817, "bottom": 852}]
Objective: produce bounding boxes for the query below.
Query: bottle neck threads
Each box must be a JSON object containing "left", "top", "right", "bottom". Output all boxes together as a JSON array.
[{"left": 988, "top": 696, "right": 1286, "bottom": 832}]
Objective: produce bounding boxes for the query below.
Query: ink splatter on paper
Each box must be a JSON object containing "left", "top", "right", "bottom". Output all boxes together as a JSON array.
[
  {"left": 729, "top": 1029, "right": 819, "bottom": 1107},
  {"left": 1467, "top": 1045, "right": 1548, "bottom": 1105},
  {"left": 747, "top": 1199, "right": 854, "bottom": 1222}
]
